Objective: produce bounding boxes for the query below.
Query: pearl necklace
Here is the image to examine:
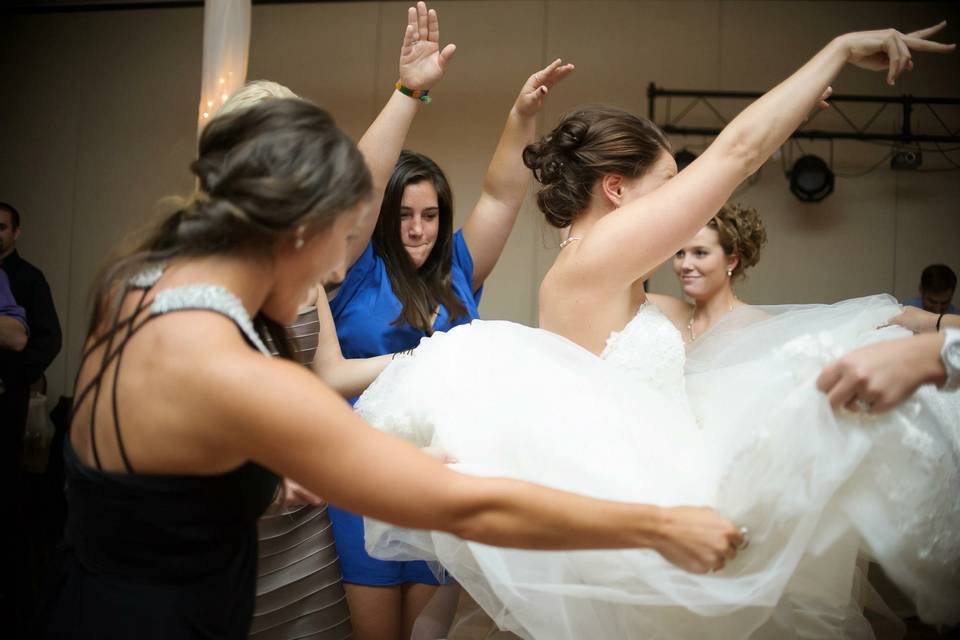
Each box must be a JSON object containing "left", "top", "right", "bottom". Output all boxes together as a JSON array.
[{"left": 687, "top": 301, "right": 737, "bottom": 342}]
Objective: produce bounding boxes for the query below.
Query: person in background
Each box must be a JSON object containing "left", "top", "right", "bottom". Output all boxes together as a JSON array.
[
  {"left": 902, "top": 263, "right": 957, "bottom": 314},
  {"left": 0, "top": 201, "right": 62, "bottom": 637},
  {"left": 327, "top": 41, "right": 574, "bottom": 640},
  {"left": 647, "top": 202, "right": 766, "bottom": 343}
]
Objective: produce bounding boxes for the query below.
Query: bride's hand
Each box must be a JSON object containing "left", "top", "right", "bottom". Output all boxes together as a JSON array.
[
  {"left": 513, "top": 58, "right": 575, "bottom": 118},
  {"left": 836, "top": 22, "right": 955, "bottom": 85},
  {"left": 654, "top": 507, "right": 745, "bottom": 574},
  {"left": 398, "top": 1, "right": 457, "bottom": 91}
]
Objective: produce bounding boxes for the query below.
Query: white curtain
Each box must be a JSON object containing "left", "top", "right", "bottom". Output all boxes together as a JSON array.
[{"left": 198, "top": 0, "right": 251, "bottom": 134}]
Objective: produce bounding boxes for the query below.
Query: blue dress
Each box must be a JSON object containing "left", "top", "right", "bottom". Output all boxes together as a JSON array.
[{"left": 328, "top": 230, "right": 481, "bottom": 586}]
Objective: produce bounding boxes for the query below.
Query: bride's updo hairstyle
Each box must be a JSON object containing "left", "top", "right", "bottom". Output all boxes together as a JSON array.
[
  {"left": 522, "top": 105, "right": 671, "bottom": 228},
  {"left": 89, "top": 98, "right": 372, "bottom": 339},
  {"left": 709, "top": 203, "right": 767, "bottom": 280}
]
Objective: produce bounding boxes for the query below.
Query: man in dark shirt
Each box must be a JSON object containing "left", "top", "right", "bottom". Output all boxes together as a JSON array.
[
  {"left": 0, "top": 201, "right": 61, "bottom": 634},
  {"left": 0, "top": 202, "right": 62, "bottom": 402}
]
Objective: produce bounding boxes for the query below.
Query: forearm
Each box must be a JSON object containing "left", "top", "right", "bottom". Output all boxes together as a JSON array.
[
  {"left": 938, "top": 314, "right": 960, "bottom": 331},
  {"left": 444, "top": 475, "right": 663, "bottom": 551},
  {"left": 912, "top": 332, "right": 948, "bottom": 387},
  {"left": 0, "top": 317, "right": 27, "bottom": 352},
  {"left": 315, "top": 354, "right": 392, "bottom": 398},
  {"left": 481, "top": 107, "right": 537, "bottom": 207},
  {"left": 713, "top": 38, "right": 848, "bottom": 178},
  {"left": 357, "top": 90, "right": 421, "bottom": 209}
]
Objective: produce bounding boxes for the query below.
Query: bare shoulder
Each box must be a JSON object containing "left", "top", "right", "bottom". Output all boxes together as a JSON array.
[{"left": 646, "top": 293, "right": 691, "bottom": 325}]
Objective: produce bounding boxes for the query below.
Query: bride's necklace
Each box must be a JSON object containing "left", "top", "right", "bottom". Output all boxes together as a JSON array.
[
  {"left": 687, "top": 300, "right": 737, "bottom": 342},
  {"left": 559, "top": 235, "right": 582, "bottom": 249}
]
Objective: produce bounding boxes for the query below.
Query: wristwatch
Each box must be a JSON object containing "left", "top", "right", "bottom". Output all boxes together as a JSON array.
[{"left": 941, "top": 328, "right": 960, "bottom": 390}]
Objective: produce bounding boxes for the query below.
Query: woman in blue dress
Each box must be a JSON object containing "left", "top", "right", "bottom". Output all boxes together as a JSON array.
[{"left": 326, "top": 56, "right": 574, "bottom": 640}]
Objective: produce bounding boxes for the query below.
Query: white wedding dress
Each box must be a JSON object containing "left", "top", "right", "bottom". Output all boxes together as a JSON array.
[{"left": 354, "top": 295, "right": 960, "bottom": 639}]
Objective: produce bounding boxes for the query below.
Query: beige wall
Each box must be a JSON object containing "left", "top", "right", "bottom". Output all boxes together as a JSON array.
[{"left": 1, "top": 1, "right": 958, "bottom": 403}]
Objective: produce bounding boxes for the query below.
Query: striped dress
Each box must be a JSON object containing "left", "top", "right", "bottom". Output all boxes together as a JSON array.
[{"left": 253, "top": 306, "right": 353, "bottom": 639}]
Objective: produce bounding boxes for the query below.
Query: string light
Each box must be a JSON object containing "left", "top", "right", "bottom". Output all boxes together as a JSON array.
[
  {"left": 207, "top": 100, "right": 214, "bottom": 107},
  {"left": 202, "top": 112, "right": 209, "bottom": 119},
  {"left": 221, "top": 93, "right": 229, "bottom": 101}
]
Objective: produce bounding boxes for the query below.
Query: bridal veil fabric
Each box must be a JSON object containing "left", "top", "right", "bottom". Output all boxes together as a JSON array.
[{"left": 354, "top": 295, "right": 959, "bottom": 639}]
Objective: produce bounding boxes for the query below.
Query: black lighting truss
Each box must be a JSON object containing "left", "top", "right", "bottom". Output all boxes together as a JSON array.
[{"left": 647, "top": 83, "right": 960, "bottom": 144}]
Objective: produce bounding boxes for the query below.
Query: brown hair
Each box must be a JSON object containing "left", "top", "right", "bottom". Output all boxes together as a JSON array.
[
  {"left": 373, "top": 150, "right": 467, "bottom": 334},
  {"left": 89, "top": 98, "right": 372, "bottom": 354},
  {"left": 707, "top": 203, "right": 767, "bottom": 280},
  {"left": 522, "top": 105, "right": 671, "bottom": 228}
]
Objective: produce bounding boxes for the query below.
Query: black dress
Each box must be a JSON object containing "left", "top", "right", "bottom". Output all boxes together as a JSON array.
[{"left": 44, "top": 275, "right": 280, "bottom": 639}]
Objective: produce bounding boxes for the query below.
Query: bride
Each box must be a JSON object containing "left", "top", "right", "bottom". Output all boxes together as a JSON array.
[{"left": 353, "top": 23, "right": 958, "bottom": 640}]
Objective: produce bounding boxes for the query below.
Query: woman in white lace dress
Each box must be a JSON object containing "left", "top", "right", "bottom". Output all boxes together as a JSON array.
[{"left": 353, "top": 24, "right": 959, "bottom": 640}]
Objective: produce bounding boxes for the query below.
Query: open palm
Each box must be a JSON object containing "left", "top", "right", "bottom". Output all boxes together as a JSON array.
[{"left": 398, "top": 1, "right": 456, "bottom": 90}]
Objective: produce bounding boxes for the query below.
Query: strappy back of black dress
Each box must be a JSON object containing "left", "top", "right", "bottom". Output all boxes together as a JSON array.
[{"left": 44, "top": 266, "right": 280, "bottom": 640}]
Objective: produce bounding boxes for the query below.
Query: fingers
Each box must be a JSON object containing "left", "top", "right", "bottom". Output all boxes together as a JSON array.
[
  {"left": 818, "top": 85, "right": 833, "bottom": 110},
  {"left": 902, "top": 36, "right": 957, "bottom": 54},
  {"left": 825, "top": 366, "right": 860, "bottom": 410},
  {"left": 907, "top": 20, "right": 947, "bottom": 40},
  {"left": 535, "top": 58, "right": 563, "bottom": 86},
  {"left": 902, "top": 21, "right": 956, "bottom": 54},
  {"left": 407, "top": 6, "right": 418, "bottom": 43},
  {"left": 417, "top": 1, "right": 429, "bottom": 42},
  {"left": 816, "top": 360, "right": 843, "bottom": 394},
  {"left": 402, "top": 23, "right": 415, "bottom": 52},
  {"left": 439, "top": 43, "right": 457, "bottom": 68},
  {"left": 427, "top": 7, "right": 439, "bottom": 43},
  {"left": 536, "top": 59, "right": 576, "bottom": 88},
  {"left": 885, "top": 34, "right": 902, "bottom": 85},
  {"left": 895, "top": 35, "right": 912, "bottom": 82}
]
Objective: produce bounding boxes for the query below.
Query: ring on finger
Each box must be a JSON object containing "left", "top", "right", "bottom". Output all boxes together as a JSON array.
[{"left": 737, "top": 526, "right": 750, "bottom": 551}]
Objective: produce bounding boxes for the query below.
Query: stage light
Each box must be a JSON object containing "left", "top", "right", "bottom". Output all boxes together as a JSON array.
[
  {"left": 674, "top": 149, "right": 698, "bottom": 171},
  {"left": 891, "top": 148, "right": 922, "bottom": 170},
  {"left": 789, "top": 155, "right": 834, "bottom": 202}
]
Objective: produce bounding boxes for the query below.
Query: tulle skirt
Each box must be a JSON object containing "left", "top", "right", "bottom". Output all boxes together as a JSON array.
[{"left": 355, "top": 295, "right": 960, "bottom": 639}]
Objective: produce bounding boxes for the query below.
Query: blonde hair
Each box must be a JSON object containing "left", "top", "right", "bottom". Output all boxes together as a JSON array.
[{"left": 217, "top": 80, "right": 299, "bottom": 119}]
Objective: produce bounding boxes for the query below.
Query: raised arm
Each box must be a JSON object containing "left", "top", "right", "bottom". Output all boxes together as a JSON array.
[
  {"left": 212, "top": 355, "right": 743, "bottom": 574},
  {"left": 584, "top": 23, "right": 954, "bottom": 285},
  {"left": 462, "top": 59, "right": 574, "bottom": 291},
  {"left": 348, "top": 1, "right": 457, "bottom": 270},
  {"left": 310, "top": 286, "right": 392, "bottom": 398}
]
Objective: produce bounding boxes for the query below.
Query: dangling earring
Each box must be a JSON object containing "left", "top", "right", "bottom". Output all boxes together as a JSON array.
[{"left": 294, "top": 226, "right": 306, "bottom": 250}]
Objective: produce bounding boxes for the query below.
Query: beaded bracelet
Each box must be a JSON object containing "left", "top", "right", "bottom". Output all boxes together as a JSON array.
[{"left": 395, "top": 81, "right": 431, "bottom": 103}]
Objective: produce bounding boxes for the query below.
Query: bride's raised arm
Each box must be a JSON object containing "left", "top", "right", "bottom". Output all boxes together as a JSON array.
[{"left": 584, "top": 23, "right": 953, "bottom": 284}]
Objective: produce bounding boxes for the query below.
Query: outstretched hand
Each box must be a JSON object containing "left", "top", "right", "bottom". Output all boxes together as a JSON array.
[
  {"left": 514, "top": 58, "right": 576, "bottom": 118},
  {"left": 398, "top": 1, "right": 457, "bottom": 91},
  {"left": 839, "top": 21, "right": 955, "bottom": 85}
]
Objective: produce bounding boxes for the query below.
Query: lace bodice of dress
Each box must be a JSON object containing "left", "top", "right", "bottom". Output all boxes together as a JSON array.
[{"left": 600, "top": 302, "right": 689, "bottom": 408}]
